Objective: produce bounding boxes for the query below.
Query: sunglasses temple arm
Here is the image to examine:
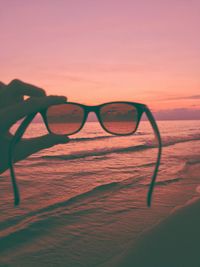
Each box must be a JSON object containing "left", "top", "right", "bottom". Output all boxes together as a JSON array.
[
  {"left": 144, "top": 107, "right": 162, "bottom": 207},
  {"left": 40, "top": 110, "right": 51, "bottom": 134},
  {"left": 8, "top": 113, "right": 38, "bottom": 206}
]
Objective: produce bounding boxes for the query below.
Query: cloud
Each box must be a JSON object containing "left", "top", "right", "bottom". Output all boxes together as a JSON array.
[
  {"left": 162, "top": 95, "right": 200, "bottom": 101},
  {"left": 185, "top": 95, "right": 200, "bottom": 100},
  {"left": 152, "top": 108, "right": 200, "bottom": 120}
]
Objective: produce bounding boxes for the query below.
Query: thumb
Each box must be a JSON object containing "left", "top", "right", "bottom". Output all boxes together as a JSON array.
[{"left": 15, "top": 134, "right": 70, "bottom": 162}]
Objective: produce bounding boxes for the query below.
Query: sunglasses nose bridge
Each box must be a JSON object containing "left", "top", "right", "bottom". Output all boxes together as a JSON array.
[
  {"left": 86, "top": 105, "right": 98, "bottom": 112},
  {"left": 86, "top": 106, "right": 99, "bottom": 116},
  {"left": 85, "top": 106, "right": 101, "bottom": 124}
]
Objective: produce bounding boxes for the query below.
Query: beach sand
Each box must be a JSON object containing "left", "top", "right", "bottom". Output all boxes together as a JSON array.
[{"left": 101, "top": 162, "right": 200, "bottom": 267}]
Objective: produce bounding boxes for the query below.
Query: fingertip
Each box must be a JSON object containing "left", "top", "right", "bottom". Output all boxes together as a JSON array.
[
  {"left": 49, "top": 95, "right": 67, "bottom": 100},
  {"left": 8, "top": 79, "right": 46, "bottom": 97},
  {"left": 34, "top": 88, "right": 46, "bottom": 96},
  {"left": 9, "top": 78, "right": 21, "bottom": 86},
  {"left": 46, "top": 133, "right": 69, "bottom": 145},
  {"left": 0, "top": 81, "right": 5, "bottom": 88},
  {"left": 59, "top": 96, "right": 67, "bottom": 101},
  {"left": 54, "top": 135, "right": 70, "bottom": 144},
  {"left": 47, "top": 95, "right": 67, "bottom": 105}
]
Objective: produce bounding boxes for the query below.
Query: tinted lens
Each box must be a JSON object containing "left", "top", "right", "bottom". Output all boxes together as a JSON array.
[
  {"left": 47, "top": 103, "right": 85, "bottom": 135},
  {"left": 100, "top": 103, "right": 138, "bottom": 135}
]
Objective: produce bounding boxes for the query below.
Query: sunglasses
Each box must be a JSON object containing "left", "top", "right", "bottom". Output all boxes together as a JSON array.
[{"left": 9, "top": 101, "right": 162, "bottom": 207}]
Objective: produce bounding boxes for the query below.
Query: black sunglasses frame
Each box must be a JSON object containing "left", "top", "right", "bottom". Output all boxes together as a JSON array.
[
  {"left": 8, "top": 101, "right": 162, "bottom": 208},
  {"left": 42, "top": 101, "right": 145, "bottom": 136}
]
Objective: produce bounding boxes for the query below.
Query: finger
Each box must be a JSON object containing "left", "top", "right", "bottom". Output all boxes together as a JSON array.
[
  {"left": 0, "top": 82, "right": 6, "bottom": 98},
  {"left": 7, "top": 79, "right": 46, "bottom": 98},
  {"left": 0, "top": 81, "right": 5, "bottom": 89},
  {"left": 14, "top": 134, "right": 69, "bottom": 162},
  {"left": 0, "top": 95, "right": 67, "bottom": 131},
  {"left": 0, "top": 79, "right": 46, "bottom": 109}
]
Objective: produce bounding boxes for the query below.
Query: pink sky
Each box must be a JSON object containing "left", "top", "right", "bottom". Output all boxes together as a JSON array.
[{"left": 0, "top": 0, "right": 200, "bottom": 112}]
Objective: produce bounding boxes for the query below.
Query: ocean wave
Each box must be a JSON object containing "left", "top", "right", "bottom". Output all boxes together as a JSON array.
[
  {"left": 0, "top": 173, "right": 182, "bottom": 243},
  {"left": 159, "top": 134, "right": 200, "bottom": 148},
  {"left": 71, "top": 135, "right": 117, "bottom": 142},
  {"left": 70, "top": 132, "right": 145, "bottom": 143},
  {"left": 0, "top": 175, "right": 146, "bottom": 232},
  {"left": 154, "top": 177, "right": 181, "bottom": 186},
  {"left": 0, "top": 176, "right": 147, "bottom": 238},
  {"left": 186, "top": 157, "right": 200, "bottom": 165},
  {"left": 39, "top": 134, "right": 200, "bottom": 162},
  {"left": 0, "top": 182, "right": 120, "bottom": 241},
  {"left": 41, "top": 145, "right": 147, "bottom": 161}
]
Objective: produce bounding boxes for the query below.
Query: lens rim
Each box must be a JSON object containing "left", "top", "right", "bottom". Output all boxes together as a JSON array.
[
  {"left": 41, "top": 101, "right": 145, "bottom": 136},
  {"left": 97, "top": 101, "right": 142, "bottom": 136},
  {"left": 45, "top": 103, "right": 87, "bottom": 135}
]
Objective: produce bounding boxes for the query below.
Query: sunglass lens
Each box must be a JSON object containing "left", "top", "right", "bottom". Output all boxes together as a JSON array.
[
  {"left": 46, "top": 103, "right": 85, "bottom": 135},
  {"left": 100, "top": 103, "right": 138, "bottom": 135}
]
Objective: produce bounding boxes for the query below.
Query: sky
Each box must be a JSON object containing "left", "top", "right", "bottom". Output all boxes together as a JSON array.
[{"left": 0, "top": 0, "right": 200, "bottom": 118}]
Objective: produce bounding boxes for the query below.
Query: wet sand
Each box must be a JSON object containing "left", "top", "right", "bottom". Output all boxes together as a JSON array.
[{"left": 102, "top": 162, "right": 200, "bottom": 267}]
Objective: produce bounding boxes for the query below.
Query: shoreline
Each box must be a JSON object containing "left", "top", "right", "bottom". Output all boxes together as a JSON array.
[{"left": 101, "top": 162, "right": 200, "bottom": 267}]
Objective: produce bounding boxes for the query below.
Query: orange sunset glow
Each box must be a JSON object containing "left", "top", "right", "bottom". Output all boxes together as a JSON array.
[{"left": 1, "top": 1, "right": 200, "bottom": 117}]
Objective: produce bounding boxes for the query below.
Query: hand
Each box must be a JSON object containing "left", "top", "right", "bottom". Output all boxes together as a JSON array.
[{"left": 0, "top": 79, "right": 69, "bottom": 174}]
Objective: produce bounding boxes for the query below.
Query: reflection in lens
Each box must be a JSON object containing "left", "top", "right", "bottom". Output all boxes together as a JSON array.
[
  {"left": 47, "top": 104, "right": 85, "bottom": 135},
  {"left": 100, "top": 103, "right": 138, "bottom": 135}
]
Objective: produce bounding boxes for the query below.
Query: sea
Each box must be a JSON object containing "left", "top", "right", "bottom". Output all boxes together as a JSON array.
[{"left": 0, "top": 119, "right": 200, "bottom": 267}]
